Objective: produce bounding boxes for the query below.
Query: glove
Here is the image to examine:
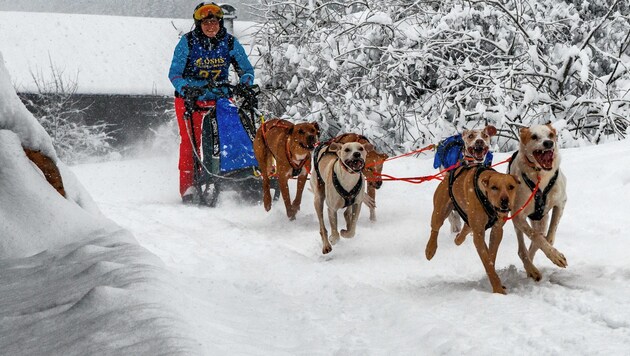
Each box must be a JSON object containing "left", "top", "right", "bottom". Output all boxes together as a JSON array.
[
  {"left": 182, "top": 85, "right": 205, "bottom": 98},
  {"left": 239, "top": 74, "right": 254, "bottom": 86}
]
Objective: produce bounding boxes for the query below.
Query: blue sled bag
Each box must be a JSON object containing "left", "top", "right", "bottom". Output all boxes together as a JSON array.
[{"left": 215, "top": 98, "right": 258, "bottom": 172}]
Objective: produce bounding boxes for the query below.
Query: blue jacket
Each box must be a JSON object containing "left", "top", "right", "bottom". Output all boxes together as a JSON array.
[{"left": 169, "top": 28, "right": 254, "bottom": 101}]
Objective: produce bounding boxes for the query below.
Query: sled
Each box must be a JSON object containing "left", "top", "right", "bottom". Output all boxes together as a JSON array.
[{"left": 185, "top": 84, "right": 280, "bottom": 207}]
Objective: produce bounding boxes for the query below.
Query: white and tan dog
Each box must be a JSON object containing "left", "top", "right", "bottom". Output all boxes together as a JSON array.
[
  {"left": 440, "top": 125, "right": 497, "bottom": 233},
  {"left": 508, "top": 123, "right": 567, "bottom": 281},
  {"left": 311, "top": 141, "right": 370, "bottom": 254}
]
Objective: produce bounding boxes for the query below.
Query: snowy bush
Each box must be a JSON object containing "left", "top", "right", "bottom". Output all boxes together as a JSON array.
[
  {"left": 253, "top": 0, "right": 630, "bottom": 153},
  {"left": 22, "top": 62, "right": 115, "bottom": 164}
]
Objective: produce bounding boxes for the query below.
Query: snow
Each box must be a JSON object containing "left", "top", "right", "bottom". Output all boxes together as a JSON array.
[{"left": 2, "top": 9, "right": 630, "bottom": 356}]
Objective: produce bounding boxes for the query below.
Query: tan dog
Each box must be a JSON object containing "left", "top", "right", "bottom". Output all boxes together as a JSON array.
[
  {"left": 425, "top": 165, "right": 520, "bottom": 294},
  {"left": 440, "top": 125, "right": 497, "bottom": 233},
  {"left": 311, "top": 141, "right": 369, "bottom": 254},
  {"left": 24, "top": 148, "right": 66, "bottom": 197},
  {"left": 331, "top": 133, "right": 388, "bottom": 221},
  {"left": 508, "top": 124, "right": 567, "bottom": 281},
  {"left": 253, "top": 118, "right": 320, "bottom": 220}
]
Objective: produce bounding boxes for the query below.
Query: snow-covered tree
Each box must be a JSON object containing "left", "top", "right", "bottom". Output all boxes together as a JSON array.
[{"left": 254, "top": 0, "right": 630, "bottom": 152}]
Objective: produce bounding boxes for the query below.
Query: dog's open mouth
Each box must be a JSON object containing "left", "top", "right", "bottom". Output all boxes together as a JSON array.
[
  {"left": 533, "top": 149, "right": 554, "bottom": 170},
  {"left": 300, "top": 142, "right": 316, "bottom": 150},
  {"left": 467, "top": 146, "right": 489, "bottom": 162},
  {"left": 344, "top": 158, "right": 365, "bottom": 172}
]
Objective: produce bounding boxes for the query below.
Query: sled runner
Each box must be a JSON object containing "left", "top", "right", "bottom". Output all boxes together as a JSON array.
[{"left": 183, "top": 83, "right": 280, "bottom": 207}]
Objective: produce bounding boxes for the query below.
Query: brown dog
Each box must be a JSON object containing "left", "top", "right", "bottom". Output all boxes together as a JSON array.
[
  {"left": 508, "top": 124, "right": 567, "bottom": 281},
  {"left": 253, "top": 118, "right": 320, "bottom": 220},
  {"left": 331, "top": 133, "right": 388, "bottom": 221},
  {"left": 24, "top": 148, "right": 66, "bottom": 197},
  {"left": 425, "top": 165, "right": 520, "bottom": 294},
  {"left": 311, "top": 141, "right": 369, "bottom": 254}
]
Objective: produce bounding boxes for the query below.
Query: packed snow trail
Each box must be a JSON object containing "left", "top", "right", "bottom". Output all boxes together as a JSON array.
[{"left": 72, "top": 143, "right": 630, "bottom": 355}]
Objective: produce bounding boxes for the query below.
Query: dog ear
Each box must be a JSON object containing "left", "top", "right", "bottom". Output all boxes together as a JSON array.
[
  {"left": 363, "top": 143, "right": 374, "bottom": 152},
  {"left": 328, "top": 142, "right": 342, "bottom": 152},
  {"left": 481, "top": 176, "right": 491, "bottom": 189},
  {"left": 511, "top": 174, "right": 521, "bottom": 185},
  {"left": 519, "top": 127, "right": 530, "bottom": 144},
  {"left": 485, "top": 125, "right": 497, "bottom": 137},
  {"left": 313, "top": 122, "right": 320, "bottom": 135},
  {"left": 546, "top": 123, "right": 557, "bottom": 138}
]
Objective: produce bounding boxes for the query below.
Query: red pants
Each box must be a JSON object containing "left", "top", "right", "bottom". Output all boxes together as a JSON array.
[{"left": 174, "top": 97, "right": 214, "bottom": 197}]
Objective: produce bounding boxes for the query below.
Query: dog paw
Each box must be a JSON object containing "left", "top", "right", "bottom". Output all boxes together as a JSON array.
[
  {"left": 492, "top": 285, "right": 507, "bottom": 295},
  {"left": 425, "top": 241, "right": 437, "bottom": 260},
  {"left": 454, "top": 233, "right": 466, "bottom": 246},
  {"left": 340, "top": 229, "right": 355, "bottom": 238},
  {"left": 549, "top": 250, "right": 568, "bottom": 268},
  {"left": 450, "top": 224, "right": 461, "bottom": 234},
  {"left": 329, "top": 234, "right": 340, "bottom": 245},
  {"left": 527, "top": 269, "right": 542, "bottom": 282},
  {"left": 322, "top": 245, "right": 332, "bottom": 254}
]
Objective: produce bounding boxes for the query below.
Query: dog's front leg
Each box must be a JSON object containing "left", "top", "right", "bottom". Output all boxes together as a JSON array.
[
  {"left": 454, "top": 224, "right": 471, "bottom": 246},
  {"left": 278, "top": 174, "right": 295, "bottom": 220},
  {"left": 544, "top": 204, "right": 565, "bottom": 248},
  {"left": 515, "top": 227, "right": 541, "bottom": 281},
  {"left": 488, "top": 222, "right": 505, "bottom": 265},
  {"left": 327, "top": 207, "right": 341, "bottom": 245},
  {"left": 313, "top": 189, "right": 331, "bottom": 254},
  {"left": 291, "top": 171, "right": 308, "bottom": 215},
  {"left": 512, "top": 215, "right": 567, "bottom": 269},
  {"left": 341, "top": 203, "right": 362, "bottom": 238},
  {"left": 367, "top": 185, "right": 377, "bottom": 222},
  {"left": 472, "top": 228, "right": 506, "bottom": 294}
]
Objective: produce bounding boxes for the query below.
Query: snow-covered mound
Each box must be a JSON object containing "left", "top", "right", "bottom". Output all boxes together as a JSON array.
[{"left": 0, "top": 53, "right": 200, "bottom": 354}]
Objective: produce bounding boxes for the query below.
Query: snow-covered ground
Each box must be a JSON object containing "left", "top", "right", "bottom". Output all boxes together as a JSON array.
[{"left": 70, "top": 138, "right": 630, "bottom": 355}]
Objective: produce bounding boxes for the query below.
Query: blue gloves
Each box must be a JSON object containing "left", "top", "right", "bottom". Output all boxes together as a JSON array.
[{"left": 239, "top": 74, "right": 254, "bottom": 86}]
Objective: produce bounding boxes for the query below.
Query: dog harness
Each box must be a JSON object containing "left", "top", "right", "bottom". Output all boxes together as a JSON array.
[
  {"left": 521, "top": 170, "right": 560, "bottom": 221},
  {"left": 332, "top": 159, "right": 364, "bottom": 208},
  {"left": 508, "top": 151, "right": 560, "bottom": 221},
  {"left": 448, "top": 165, "right": 498, "bottom": 230},
  {"left": 313, "top": 143, "right": 364, "bottom": 208},
  {"left": 260, "top": 120, "right": 308, "bottom": 177}
]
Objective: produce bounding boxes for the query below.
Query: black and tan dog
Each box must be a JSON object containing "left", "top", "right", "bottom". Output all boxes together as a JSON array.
[
  {"left": 425, "top": 165, "right": 520, "bottom": 294},
  {"left": 508, "top": 124, "right": 567, "bottom": 281},
  {"left": 311, "top": 141, "right": 370, "bottom": 254},
  {"left": 253, "top": 118, "right": 320, "bottom": 220}
]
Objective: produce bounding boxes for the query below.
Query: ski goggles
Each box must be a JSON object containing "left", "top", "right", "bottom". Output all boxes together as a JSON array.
[{"left": 194, "top": 3, "right": 224, "bottom": 20}]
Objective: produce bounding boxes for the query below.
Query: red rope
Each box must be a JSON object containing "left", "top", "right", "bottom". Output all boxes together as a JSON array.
[
  {"left": 363, "top": 144, "right": 435, "bottom": 169},
  {"left": 503, "top": 175, "right": 540, "bottom": 222}
]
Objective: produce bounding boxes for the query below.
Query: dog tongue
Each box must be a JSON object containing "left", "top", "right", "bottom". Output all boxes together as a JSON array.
[
  {"left": 346, "top": 159, "right": 364, "bottom": 171},
  {"left": 537, "top": 150, "right": 554, "bottom": 169}
]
